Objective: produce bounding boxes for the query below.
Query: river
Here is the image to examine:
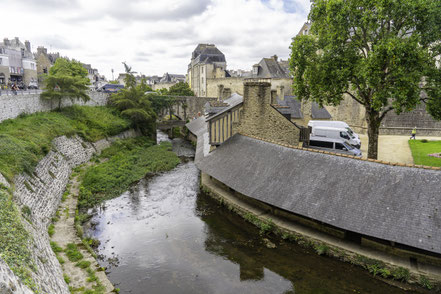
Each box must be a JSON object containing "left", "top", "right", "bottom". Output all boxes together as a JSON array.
[{"left": 86, "top": 133, "right": 419, "bottom": 294}]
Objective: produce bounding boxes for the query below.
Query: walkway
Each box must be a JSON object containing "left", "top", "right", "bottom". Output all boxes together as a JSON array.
[
  {"left": 50, "top": 163, "right": 114, "bottom": 293},
  {"left": 359, "top": 135, "right": 441, "bottom": 164}
]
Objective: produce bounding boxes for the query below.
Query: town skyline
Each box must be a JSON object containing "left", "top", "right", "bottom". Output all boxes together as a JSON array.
[{"left": 2, "top": 0, "right": 310, "bottom": 79}]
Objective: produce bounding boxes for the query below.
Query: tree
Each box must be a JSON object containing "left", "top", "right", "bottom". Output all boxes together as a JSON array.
[
  {"left": 168, "top": 82, "right": 195, "bottom": 96},
  {"left": 41, "top": 58, "right": 90, "bottom": 109},
  {"left": 290, "top": 0, "right": 441, "bottom": 159},
  {"left": 110, "top": 64, "right": 157, "bottom": 136}
]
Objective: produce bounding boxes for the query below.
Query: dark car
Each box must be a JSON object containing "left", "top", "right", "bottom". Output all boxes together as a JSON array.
[{"left": 101, "top": 84, "right": 124, "bottom": 93}]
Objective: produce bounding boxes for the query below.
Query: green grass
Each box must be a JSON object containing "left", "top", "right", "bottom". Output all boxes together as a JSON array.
[
  {"left": 78, "top": 137, "right": 180, "bottom": 209},
  {"left": 65, "top": 243, "right": 84, "bottom": 262},
  {"left": 0, "top": 188, "right": 38, "bottom": 292},
  {"left": 0, "top": 105, "right": 130, "bottom": 182},
  {"left": 409, "top": 140, "right": 441, "bottom": 167}
]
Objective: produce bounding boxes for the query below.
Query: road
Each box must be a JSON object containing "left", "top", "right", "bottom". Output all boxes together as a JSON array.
[{"left": 358, "top": 135, "right": 441, "bottom": 164}]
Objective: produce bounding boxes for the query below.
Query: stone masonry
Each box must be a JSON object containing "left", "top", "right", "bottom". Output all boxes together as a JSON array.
[
  {"left": 0, "top": 92, "right": 108, "bottom": 123},
  {"left": 0, "top": 129, "right": 138, "bottom": 293},
  {"left": 233, "top": 79, "right": 300, "bottom": 146}
]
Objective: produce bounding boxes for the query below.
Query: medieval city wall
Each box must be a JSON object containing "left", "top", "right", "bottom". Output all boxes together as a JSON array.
[
  {"left": 0, "top": 92, "right": 108, "bottom": 123},
  {"left": 0, "top": 130, "right": 138, "bottom": 293},
  {"left": 325, "top": 95, "right": 441, "bottom": 136}
]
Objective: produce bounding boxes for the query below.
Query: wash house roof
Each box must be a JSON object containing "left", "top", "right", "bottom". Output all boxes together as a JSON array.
[{"left": 197, "top": 134, "right": 441, "bottom": 255}]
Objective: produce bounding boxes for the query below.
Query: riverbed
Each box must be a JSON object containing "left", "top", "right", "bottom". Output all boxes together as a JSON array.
[{"left": 86, "top": 135, "right": 419, "bottom": 294}]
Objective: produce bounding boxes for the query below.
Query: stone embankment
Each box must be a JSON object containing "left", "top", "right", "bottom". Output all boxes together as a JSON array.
[
  {"left": 0, "top": 92, "right": 108, "bottom": 123},
  {"left": 0, "top": 129, "right": 137, "bottom": 293}
]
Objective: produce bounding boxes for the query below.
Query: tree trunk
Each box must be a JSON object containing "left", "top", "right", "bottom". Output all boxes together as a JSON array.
[{"left": 366, "top": 109, "right": 381, "bottom": 159}]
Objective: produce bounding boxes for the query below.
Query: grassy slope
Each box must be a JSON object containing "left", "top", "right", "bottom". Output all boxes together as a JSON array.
[
  {"left": 409, "top": 140, "right": 441, "bottom": 167},
  {"left": 0, "top": 106, "right": 130, "bottom": 182},
  {"left": 0, "top": 106, "right": 130, "bottom": 292},
  {"left": 78, "top": 137, "right": 180, "bottom": 209}
]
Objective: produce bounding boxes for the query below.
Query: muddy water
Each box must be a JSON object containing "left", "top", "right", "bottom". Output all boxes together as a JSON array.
[{"left": 87, "top": 135, "right": 419, "bottom": 294}]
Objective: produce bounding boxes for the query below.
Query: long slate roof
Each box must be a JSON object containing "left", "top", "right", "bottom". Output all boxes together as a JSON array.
[
  {"left": 197, "top": 134, "right": 441, "bottom": 255},
  {"left": 255, "top": 58, "right": 291, "bottom": 79}
]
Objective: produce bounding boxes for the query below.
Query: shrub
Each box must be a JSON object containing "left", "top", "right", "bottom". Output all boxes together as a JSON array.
[
  {"left": 65, "top": 243, "right": 84, "bottom": 262},
  {"left": 420, "top": 275, "right": 433, "bottom": 290},
  {"left": 48, "top": 224, "right": 55, "bottom": 237},
  {"left": 391, "top": 267, "right": 410, "bottom": 282}
]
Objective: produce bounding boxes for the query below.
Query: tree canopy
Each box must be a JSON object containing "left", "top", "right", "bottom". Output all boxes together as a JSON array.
[
  {"left": 290, "top": 0, "right": 441, "bottom": 159},
  {"left": 167, "top": 82, "right": 195, "bottom": 96},
  {"left": 41, "top": 58, "right": 91, "bottom": 109},
  {"left": 110, "top": 64, "right": 157, "bottom": 136}
]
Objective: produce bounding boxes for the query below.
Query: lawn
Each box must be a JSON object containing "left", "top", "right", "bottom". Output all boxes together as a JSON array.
[{"left": 408, "top": 140, "right": 441, "bottom": 167}]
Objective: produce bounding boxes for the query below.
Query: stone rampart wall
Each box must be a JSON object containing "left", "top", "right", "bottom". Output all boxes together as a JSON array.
[
  {"left": 0, "top": 129, "right": 137, "bottom": 293},
  {"left": 325, "top": 95, "right": 441, "bottom": 136},
  {"left": 0, "top": 92, "right": 108, "bottom": 123}
]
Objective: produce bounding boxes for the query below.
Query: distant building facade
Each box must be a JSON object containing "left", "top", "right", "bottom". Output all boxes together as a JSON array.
[
  {"left": 34, "top": 46, "right": 59, "bottom": 84},
  {"left": 0, "top": 37, "right": 37, "bottom": 88},
  {"left": 188, "top": 44, "right": 227, "bottom": 96}
]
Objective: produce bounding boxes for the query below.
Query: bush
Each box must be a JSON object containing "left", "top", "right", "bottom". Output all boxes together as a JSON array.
[
  {"left": 391, "top": 267, "right": 410, "bottom": 282},
  {"left": 65, "top": 243, "right": 84, "bottom": 262}
]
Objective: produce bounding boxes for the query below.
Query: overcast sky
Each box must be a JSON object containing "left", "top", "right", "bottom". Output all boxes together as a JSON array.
[{"left": 1, "top": 0, "right": 310, "bottom": 79}]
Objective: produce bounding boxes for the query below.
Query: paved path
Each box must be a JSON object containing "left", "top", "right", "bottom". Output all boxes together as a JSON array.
[{"left": 358, "top": 135, "right": 441, "bottom": 164}]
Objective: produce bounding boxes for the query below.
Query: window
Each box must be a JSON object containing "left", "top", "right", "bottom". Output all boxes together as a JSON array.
[
  {"left": 310, "top": 140, "right": 333, "bottom": 148},
  {"left": 335, "top": 143, "right": 346, "bottom": 150},
  {"left": 340, "top": 132, "right": 350, "bottom": 140}
]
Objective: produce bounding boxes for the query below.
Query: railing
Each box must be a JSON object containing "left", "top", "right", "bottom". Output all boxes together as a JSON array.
[{"left": 0, "top": 89, "right": 42, "bottom": 96}]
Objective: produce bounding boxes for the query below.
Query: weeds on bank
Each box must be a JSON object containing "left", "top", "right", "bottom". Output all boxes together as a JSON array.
[{"left": 78, "top": 137, "right": 180, "bottom": 209}]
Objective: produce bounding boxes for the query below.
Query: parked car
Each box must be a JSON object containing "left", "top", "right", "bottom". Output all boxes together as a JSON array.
[
  {"left": 308, "top": 136, "right": 362, "bottom": 157},
  {"left": 308, "top": 120, "right": 360, "bottom": 140},
  {"left": 310, "top": 126, "right": 361, "bottom": 149},
  {"left": 100, "top": 84, "right": 124, "bottom": 93}
]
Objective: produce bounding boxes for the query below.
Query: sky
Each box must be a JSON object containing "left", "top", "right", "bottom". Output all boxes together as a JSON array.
[{"left": 1, "top": 0, "right": 311, "bottom": 80}]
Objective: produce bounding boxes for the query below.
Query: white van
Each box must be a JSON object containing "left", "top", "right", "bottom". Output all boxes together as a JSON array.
[
  {"left": 311, "top": 126, "right": 361, "bottom": 149},
  {"left": 308, "top": 120, "right": 359, "bottom": 140},
  {"left": 308, "top": 136, "right": 362, "bottom": 157}
]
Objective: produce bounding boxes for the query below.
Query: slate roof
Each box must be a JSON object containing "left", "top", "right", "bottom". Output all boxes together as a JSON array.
[
  {"left": 197, "top": 134, "right": 441, "bottom": 255},
  {"left": 276, "top": 97, "right": 303, "bottom": 119},
  {"left": 311, "top": 103, "right": 332, "bottom": 119},
  {"left": 255, "top": 58, "right": 291, "bottom": 79},
  {"left": 192, "top": 44, "right": 226, "bottom": 65},
  {"left": 205, "top": 94, "right": 244, "bottom": 120}
]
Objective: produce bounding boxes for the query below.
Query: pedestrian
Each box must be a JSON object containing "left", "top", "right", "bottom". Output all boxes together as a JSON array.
[{"left": 410, "top": 127, "right": 417, "bottom": 140}]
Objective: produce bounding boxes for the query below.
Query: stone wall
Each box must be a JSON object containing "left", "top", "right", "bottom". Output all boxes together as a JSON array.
[
  {"left": 233, "top": 79, "right": 300, "bottom": 146},
  {"left": 206, "top": 77, "right": 293, "bottom": 99},
  {"left": 0, "top": 92, "right": 108, "bottom": 123},
  {"left": 325, "top": 95, "right": 441, "bottom": 136},
  {"left": 0, "top": 129, "right": 138, "bottom": 293}
]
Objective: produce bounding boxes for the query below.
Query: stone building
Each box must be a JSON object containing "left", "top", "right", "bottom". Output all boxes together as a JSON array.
[
  {"left": 152, "top": 72, "right": 186, "bottom": 91},
  {"left": 0, "top": 37, "right": 37, "bottom": 88},
  {"left": 188, "top": 44, "right": 227, "bottom": 97},
  {"left": 34, "top": 46, "right": 59, "bottom": 84},
  {"left": 206, "top": 55, "right": 293, "bottom": 100}
]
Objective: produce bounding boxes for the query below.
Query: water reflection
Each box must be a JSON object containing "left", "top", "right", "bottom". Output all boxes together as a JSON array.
[{"left": 87, "top": 159, "right": 419, "bottom": 293}]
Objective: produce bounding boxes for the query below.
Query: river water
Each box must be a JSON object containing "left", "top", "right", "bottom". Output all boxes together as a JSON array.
[{"left": 86, "top": 134, "right": 419, "bottom": 294}]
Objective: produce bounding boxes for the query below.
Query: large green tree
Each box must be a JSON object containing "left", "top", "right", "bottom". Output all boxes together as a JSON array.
[
  {"left": 110, "top": 63, "right": 157, "bottom": 136},
  {"left": 168, "top": 82, "right": 195, "bottom": 96},
  {"left": 290, "top": 0, "right": 441, "bottom": 159},
  {"left": 41, "top": 58, "right": 90, "bottom": 109}
]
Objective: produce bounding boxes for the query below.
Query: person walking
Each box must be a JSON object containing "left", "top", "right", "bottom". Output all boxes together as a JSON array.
[{"left": 410, "top": 127, "right": 417, "bottom": 140}]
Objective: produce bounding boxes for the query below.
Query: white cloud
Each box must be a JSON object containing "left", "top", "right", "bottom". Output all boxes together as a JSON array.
[{"left": 1, "top": 0, "right": 310, "bottom": 79}]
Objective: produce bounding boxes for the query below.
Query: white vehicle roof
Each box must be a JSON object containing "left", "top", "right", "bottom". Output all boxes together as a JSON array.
[
  {"left": 308, "top": 120, "right": 349, "bottom": 126},
  {"left": 311, "top": 126, "right": 349, "bottom": 132}
]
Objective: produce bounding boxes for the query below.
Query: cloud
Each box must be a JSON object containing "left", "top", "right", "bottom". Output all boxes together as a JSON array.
[{"left": 0, "top": 0, "right": 310, "bottom": 78}]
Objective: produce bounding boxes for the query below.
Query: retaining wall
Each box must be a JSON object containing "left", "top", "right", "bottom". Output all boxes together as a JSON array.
[
  {"left": 0, "top": 92, "right": 108, "bottom": 123},
  {"left": 0, "top": 129, "right": 137, "bottom": 293}
]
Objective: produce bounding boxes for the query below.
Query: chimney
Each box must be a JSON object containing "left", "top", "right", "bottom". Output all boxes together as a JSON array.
[
  {"left": 25, "top": 40, "right": 31, "bottom": 52},
  {"left": 3, "top": 38, "right": 9, "bottom": 46},
  {"left": 217, "top": 84, "right": 224, "bottom": 101},
  {"left": 272, "top": 55, "right": 278, "bottom": 62},
  {"left": 252, "top": 64, "right": 259, "bottom": 76},
  {"left": 243, "top": 79, "right": 272, "bottom": 108},
  {"left": 15, "top": 37, "right": 19, "bottom": 44}
]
